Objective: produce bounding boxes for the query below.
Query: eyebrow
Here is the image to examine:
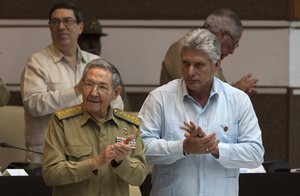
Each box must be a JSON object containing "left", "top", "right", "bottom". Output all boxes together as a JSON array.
[{"left": 85, "top": 79, "right": 109, "bottom": 86}]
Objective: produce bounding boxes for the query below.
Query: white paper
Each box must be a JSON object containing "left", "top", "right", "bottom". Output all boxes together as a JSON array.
[
  {"left": 2, "top": 169, "right": 28, "bottom": 176},
  {"left": 240, "top": 165, "right": 266, "bottom": 173},
  {"left": 291, "top": 168, "right": 300, "bottom": 173}
]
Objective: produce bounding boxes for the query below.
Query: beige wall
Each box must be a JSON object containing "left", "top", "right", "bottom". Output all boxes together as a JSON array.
[{"left": 0, "top": 19, "right": 294, "bottom": 89}]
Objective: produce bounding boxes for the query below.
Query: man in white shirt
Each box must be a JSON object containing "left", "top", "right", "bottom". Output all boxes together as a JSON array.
[{"left": 139, "top": 28, "right": 264, "bottom": 196}]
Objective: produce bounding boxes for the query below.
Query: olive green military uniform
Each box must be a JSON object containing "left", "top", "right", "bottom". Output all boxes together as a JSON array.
[
  {"left": 42, "top": 104, "right": 148, "bottom": 196},
  {"left": 160, "top": 39, "right": 226, "bottom": 85},
  {"left": 0, "top": 78, "right": 10, "bottom": 106}
]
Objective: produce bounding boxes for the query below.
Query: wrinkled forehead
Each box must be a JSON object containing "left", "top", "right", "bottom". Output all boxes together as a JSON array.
[
  {"left": 181, "top": 47, "right": 211, "bottom": 62},
  {"left": 86, "top": 67, "right": 112, "bottom": 83}
]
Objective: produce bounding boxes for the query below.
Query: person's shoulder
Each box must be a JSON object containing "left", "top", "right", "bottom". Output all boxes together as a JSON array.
[
  {"left": 171, "top": 38, "right": 182, "bottom": 48},
  {"left": 28, "top": 44, "right": 50, "bottom": 57},
  {"left": 146, "top": 79, "right": 181, "bottom": 104},
  {"left": 157, "top": 79, "right": 181, "bottom": 91},
  {"left": 215, "top": 78, "right": 248, "bottom": 98},
  {"left": 55, "top": 104, "right": 83, "bottom": 120},
  {"left": 27, "top": 44, "right": 57, "bottom": 63},
  {"left": 113, "top": 108, "right": 140, "bottom": 126},
  {"left": 166, "top": 38, "right": 182, "bottom": 54},
  {"left": 80, "top": 50, "right": 101, "bottom": 61}
]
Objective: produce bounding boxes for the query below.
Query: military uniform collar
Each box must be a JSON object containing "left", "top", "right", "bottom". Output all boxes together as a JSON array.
[
  {"left": 80, "top": 106, "right": 140, "bottom": 127},
  {"left": 81, "top": 106, "right": 118, "bottom": 126}
]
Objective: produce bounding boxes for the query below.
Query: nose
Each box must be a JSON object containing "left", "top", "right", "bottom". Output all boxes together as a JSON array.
[
  {"left": 90, "top": 86, "right": 99, "bottom": 96},
  {"left": 187, "top": 65, "right": 196, "bottom": 77},
  {"left": 58, "top": 21, "right": 66, "bottom": 29}
]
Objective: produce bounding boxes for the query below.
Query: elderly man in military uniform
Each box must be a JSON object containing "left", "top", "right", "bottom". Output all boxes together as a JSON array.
[{"left": 42, "top": 59, "right": 147, "bottom": 196}]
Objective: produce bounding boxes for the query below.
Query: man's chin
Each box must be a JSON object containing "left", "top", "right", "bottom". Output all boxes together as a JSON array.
[
  {"left": 86, "top": 102, "right": 100, "bottom": 109},
  {"left": 86, "top": 105, "right": 100, "bottom": 113},
  {"left": 54, "top": 38, "right": 70, "bottom": 47},
  {"left": 185, "top": 80, "right": 199, "bottom": 86},
  {"left": 186, "top": 83, "right": 200, "bottom": 91}
]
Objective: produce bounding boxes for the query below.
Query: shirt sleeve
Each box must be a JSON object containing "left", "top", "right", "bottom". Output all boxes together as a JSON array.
[
  {"left": 216, "top": 94, "right": 265, "bottom": 169},
  {"left": 139, "top": 93, "right": 185, "bottom": 165},
  {"left": 21, "top": 55, "right": 80, "bottom": 117}
]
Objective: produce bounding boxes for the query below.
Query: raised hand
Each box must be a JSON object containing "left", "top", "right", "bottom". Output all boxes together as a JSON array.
[
  {"left": 181, "top": 121, "right": 220, "bottom": 157},
  {"left": 112, "top": 135, "right": 135, "bottom": 163},
  {"left": 92, "top": 145, "right": 116, "bottom": 170},
  {"left": 232, "top": 73, "right": 258, "bottom": 94}
]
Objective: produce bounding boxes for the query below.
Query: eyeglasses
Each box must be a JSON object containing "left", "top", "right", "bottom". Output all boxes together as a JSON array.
[
  {"left": 227, "top": 32, "right": 239, "bottom": 49},
  {"left": 83, "top": 80, "right": 111, "bottom": 94},
  {"left": 48, "top": 18, "right": 78, "bottom": 27}
]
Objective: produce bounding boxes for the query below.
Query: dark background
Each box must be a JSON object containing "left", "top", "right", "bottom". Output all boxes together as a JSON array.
[{"left": 0, "top": 0, "right": 292, "bottom": 20}]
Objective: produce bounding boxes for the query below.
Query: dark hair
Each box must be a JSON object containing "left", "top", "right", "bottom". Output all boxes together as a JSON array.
[{"left": 48, "top": 1, "right": 83, "bottom": 23}]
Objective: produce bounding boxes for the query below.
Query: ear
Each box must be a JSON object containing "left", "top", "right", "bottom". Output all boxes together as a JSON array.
[
  {"left": 113, "top": 85, "right": 122, "bottom": 100},
  {"left": 78, "top": 22, "right": 84, "bottom": 35},
  {"left": 216, "top": 28, "right": 230, "bottom": 39},
  {"left": 213, "top": 59, "right": 221, "bottom": 74}
]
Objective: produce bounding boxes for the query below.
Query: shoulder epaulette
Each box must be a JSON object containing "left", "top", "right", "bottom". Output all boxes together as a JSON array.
[
  {"left": 55, "top": 104, "right": 83, "bottom": 120},
  {"left": 113, "top": 108, "right": 140, "bottom": 126}
]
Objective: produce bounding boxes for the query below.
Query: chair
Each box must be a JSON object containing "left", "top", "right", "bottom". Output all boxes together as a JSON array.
[{"left": 0, "top": 105, "right": 26, "bottom": 170}]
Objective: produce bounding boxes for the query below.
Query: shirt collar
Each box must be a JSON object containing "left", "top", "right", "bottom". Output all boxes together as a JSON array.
[
  {"left": 49, "top": 44, "right": 86, "bottom": 64},
  {"left": 181, "top": 77, "right": 220, "bottom": 101},
  {"left": 210, "top": 77, "right": 219, "bottom": 98},
  {"left": 181, "top": 79, "right": 189, "bottom": 98}
]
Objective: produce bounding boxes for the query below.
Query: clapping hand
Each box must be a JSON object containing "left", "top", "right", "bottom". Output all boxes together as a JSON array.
[
  {"left": 232, "top": 74, "right": 258, "bottom": 95},
  {"left": 112, "top": 135, "right": 135, "bottom": 163},
  {"left": 180, "top": 121, "right": 219, "bottom": 157}
]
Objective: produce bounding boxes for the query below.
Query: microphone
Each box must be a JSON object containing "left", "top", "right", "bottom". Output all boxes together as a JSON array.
[
  {"left": 0, "top": 142, "right": 43, "bottom": 155},
  {"left": 0, "top": 141, "right": 43, "bottom": 176}
]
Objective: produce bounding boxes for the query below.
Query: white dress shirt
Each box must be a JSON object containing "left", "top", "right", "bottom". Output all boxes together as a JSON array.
[{"left": 139, "top": 78, "right": 264, "bottom": 196}]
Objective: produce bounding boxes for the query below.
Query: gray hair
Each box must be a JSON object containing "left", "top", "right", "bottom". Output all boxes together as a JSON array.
[
  {"left": 203, "top": 8, "right": 242, "bottom": 38},
  {"left": 181, "top": 28, "right": 221, "bottom": 64},
  {"left": 82, "top": 59, "right": 122, "bottom": 88}
]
